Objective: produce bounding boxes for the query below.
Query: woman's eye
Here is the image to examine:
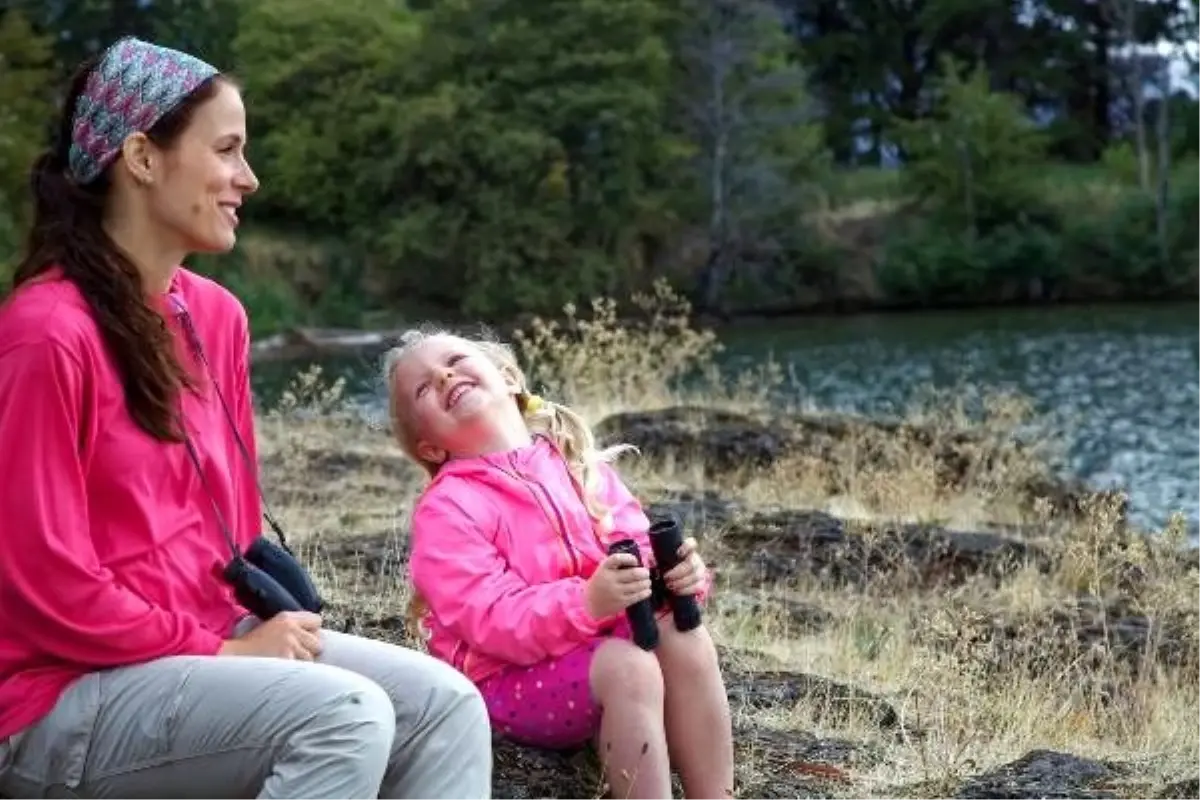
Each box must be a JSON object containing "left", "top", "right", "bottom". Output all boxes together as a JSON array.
[
  {"left": 448, "top": 354, "right": 465, "bottom": 365},
  {"left": 415, "top": 383, "right": 429, "bottom": 398}
]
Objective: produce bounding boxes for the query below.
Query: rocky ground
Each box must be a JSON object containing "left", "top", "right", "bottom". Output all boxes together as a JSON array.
[
  {"left": 7, "top": 402, "right": 1190, "bottom": 796},
  {"left": 258, "top": 401, "right": 1199, "bottom": 799}
]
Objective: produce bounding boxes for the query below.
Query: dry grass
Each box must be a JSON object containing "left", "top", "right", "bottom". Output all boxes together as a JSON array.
[{"left": 253, "top": 284, "right": 1198, "bottom": 797}]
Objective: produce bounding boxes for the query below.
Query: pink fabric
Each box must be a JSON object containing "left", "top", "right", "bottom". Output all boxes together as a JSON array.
[
  {"left": 0, "top": 267, "right": 259, "bottom": 742},
  {"left": 479, "top": 618, "right": 634, "bottom": 749},
  {"left": 409, "top": 435, "right": 712, "bottom": 688}
]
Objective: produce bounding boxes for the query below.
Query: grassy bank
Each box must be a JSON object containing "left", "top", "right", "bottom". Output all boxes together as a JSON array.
[
  {"left": 252, "top": 292, "right": 1197, "bottom": 798},
  {"left": 4, "top": 0, "right": 1199, "bottom": 336},
  {"left": 167, "top": 157, "right": 1199, "bottom": 340},
  {"left": 1, "top": 158, "right": 1193, "bottom": 340}
]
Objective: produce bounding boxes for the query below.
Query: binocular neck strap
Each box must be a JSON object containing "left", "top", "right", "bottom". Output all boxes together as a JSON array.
[
  {"left": 179, "top": 421, "right": 244, "bottom": 563},
  {"left": 172, "top": 302, "right": 291, "bottom": 552}
]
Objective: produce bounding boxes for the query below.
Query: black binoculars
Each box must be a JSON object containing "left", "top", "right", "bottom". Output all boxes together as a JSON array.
[
  {"left": 222, "top": 535, "right": 325, "bottom": 621},
  {"left": 170, "top": 302, "right": 325, "bottom": 624},
  {"left": 608, "top": 514, "right": 703, "bottom": 651}
]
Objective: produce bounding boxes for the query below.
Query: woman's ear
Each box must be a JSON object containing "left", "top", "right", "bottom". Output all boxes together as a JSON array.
[{"left": 118, "top": 132, "right": 156, "bottom": 185}]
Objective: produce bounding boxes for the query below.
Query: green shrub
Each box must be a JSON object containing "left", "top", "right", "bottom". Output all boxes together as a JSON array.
[{"left": 874, "top": 218, "right": 1065, "bottom": 305}]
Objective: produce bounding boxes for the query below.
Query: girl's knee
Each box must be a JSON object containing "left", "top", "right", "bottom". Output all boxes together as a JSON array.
[
  {"left": 591, "top": 639, "right": 664, "bottom": 707},
  {"left": 659, "top": 618, "right": 719, "bottom": 665}
]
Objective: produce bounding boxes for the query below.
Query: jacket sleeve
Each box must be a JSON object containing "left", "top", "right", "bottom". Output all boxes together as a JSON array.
[
  {"left": 597, "top": 462, "right": 713, "bottom": 604},
  {"left": 409, "top": 488, "right": 605, "bottom": 666},
  {"left": 227, "top": 303, "right": 261, "bottom": 548},
  {"left": 0, "top": 339, "right": 225, "bottom": 667}
]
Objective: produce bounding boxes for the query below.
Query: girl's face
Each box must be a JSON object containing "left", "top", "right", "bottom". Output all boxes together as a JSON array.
[{"left": 391, "top": 335, "right": 521, "bottom": 463}]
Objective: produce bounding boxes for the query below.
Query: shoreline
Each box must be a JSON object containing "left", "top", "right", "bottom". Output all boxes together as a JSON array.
[{"left": 248, "top": 294, "right": 1198, "bottom": 364}]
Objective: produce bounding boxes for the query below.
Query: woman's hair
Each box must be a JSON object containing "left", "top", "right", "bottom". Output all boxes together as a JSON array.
[
  {"left": 383, "top": 326, "right": 636, "bottom": 521},
  {"left": 12, "top": 48, "right": 229, "bottom": 443}
]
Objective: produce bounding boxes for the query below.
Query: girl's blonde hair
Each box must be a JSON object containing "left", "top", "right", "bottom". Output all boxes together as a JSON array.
[
  {"left": 382, "top": 326, "right": 637, "bottom": 639},
  {"left": 382, "top": 326, "right": 635, "bottom": 517}
]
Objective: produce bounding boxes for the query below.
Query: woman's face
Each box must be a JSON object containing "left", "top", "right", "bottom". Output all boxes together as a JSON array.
[{"left": 145, "top": 81, "right": 259, "bottom": 254}]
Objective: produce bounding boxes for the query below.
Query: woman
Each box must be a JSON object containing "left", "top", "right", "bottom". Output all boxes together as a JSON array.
[{"left": 0, "top": 37, "right": 492, "bottom": 799}]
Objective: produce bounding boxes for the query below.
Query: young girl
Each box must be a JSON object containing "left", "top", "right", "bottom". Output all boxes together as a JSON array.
[{"left": 384, "top": 328, "right": 735, "bottom": 799}]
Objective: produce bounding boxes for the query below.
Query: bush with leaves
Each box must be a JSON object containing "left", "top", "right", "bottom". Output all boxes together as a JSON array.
[
  {"left": 0, "top": 10, "right": 56, "bottom": 286},
  {"left": 892, "top": 58, "right": 1052, "bottom": 235}
]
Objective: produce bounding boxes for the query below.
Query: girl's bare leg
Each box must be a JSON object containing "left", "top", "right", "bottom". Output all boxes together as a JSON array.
[
  {"left": 655, "top": 617, "right": 734, "bottom": 798},
  {"left": 590, "top": 638, "right": 673, "bottom": 799}
]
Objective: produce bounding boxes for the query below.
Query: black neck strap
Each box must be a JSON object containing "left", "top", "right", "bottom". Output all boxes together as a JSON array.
[{"left": 171, "top": 299, "right": 291, "bottom": 556}]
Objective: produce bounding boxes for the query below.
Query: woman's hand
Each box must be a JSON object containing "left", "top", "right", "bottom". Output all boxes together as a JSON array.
[
  {"left": 584, "top": 552, "right": 652, "bottom": 619},
  {"left": 219, "top": 611, "right": 323, "bottom": 660},
  {"left": 661, "top": 537, "right": 707, "bottom": 596}
]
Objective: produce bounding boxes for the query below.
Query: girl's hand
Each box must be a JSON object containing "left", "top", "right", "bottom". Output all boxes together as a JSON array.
[
  {"left": 662, "top": 537, "right": 707, "bottom": 596},
  {"left": 584, "top": 552, "right": 652, "bottom": 619}
]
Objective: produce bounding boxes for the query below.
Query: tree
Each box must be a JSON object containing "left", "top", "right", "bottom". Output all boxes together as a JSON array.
[
  {"left": 367, "top": 0, "right": 682, "bottom": 318},
  {"left": 231, "top": 0, "right": 422, "bottom": 232},
  {"left": 0, "top": 9, "right": 56, "bottom": 281},
  {"left": 670, "top": 0, "right": 828, "bottom": 311},
  {"left": 892, "top": 58, "right": 1049, "bottom": 233}
]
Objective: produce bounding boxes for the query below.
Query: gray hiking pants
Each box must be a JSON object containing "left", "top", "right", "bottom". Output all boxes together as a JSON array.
[{"left": 0, "top": 621, "right": 492, "bottom": 798}]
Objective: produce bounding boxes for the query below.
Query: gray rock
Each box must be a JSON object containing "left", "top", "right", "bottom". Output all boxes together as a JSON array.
[
  {"left": 954, "top": 749, "right": 1125, "bottom": 799},
  {"left": 725, "top": 507, "right": 1047, "bottom": 589}
]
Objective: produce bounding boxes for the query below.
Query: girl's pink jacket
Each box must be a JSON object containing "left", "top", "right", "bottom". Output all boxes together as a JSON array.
[{"left": 408, "top": 436, "right": 711, "bottom": 684}]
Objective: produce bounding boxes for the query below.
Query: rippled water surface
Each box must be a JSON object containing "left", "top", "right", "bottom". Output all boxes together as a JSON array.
[
  {"left": 716, "top": 302, "right": 1198, "bottom": 533},
  {"left": 254, "top": 302, "right": 1199, "bottom": 534}
]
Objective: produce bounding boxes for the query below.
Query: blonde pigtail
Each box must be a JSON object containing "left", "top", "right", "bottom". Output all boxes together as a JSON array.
[{"left": 520, "top": 392, "right": 636, "bottom": 523}]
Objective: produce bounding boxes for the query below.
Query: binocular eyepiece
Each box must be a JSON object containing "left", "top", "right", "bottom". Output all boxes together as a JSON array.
[
  {"left": 222, "top": 535, "right": 325, "bottom": 621},
  {"left": 607, "top": 513, "right": 703, "bottom": 652}
]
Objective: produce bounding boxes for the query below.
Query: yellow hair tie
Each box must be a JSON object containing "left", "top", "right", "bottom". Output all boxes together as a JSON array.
[{"left": 521, "top": 393, "right": 545, "bottom": 416}]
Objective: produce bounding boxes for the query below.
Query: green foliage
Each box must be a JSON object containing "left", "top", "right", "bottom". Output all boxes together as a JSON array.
[
  {"left": 892, "top": 58, "right": 1051, "bottom": 233},
  {"left": 1058, "top": 175, "right": 1200, "bottom": 292},
  {"left": 668, "top": 0, "right": 831, "bottom": 309},
  {"left": 231, "top": 0, "right": 421, "bottom": 231},
  {"left": 0, "top": 0, "right": 1195, "bottom": 323},
  {"left": 876, "top": 221, "right": 1066, "bottom": 304},
  {"left": 784, "top": 0, "right": 1189, "bottom": 163},
  {"left": 0, "top": 9, "right": 56, "bottom": 281},
  {"left": 369, "top": 0, "right": 682, "bottom": 319},
  {"left": 227, "top": 0, "right": 684, "bottom": 320},
  {"left": 875, "top": 164, "right": 1199, "bottom": 304},
  {"left": 0, "top": 197, "right": 19, "bottom": 286}
]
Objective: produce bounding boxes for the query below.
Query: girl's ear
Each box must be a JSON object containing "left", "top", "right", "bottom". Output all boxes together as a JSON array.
[
  {"left": 415, "top": 440, "right": 447, "bottom": 467},
  {"left": 500, "top": 367, "right": 523, "bottom": 396}
]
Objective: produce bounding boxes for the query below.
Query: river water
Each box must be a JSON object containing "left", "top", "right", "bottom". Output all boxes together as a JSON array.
[{"left": 252, "top": 301, "right": 1199, "bottom": 535}]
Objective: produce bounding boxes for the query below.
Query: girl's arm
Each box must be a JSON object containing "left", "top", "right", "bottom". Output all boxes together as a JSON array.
[
  {"left": 596, "top": 461, "right": 713, "bottom": 603},
  {"left": 410, "top": 488, "right": 610, "bottom": 666}
]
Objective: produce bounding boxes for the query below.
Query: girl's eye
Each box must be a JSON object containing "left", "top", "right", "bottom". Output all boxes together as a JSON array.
[
  {"left": 415, "top": 382, "right": 429, "bottom": 398},
  {"left": 448, "top": 353, "right": 465, "bottom": 365}
]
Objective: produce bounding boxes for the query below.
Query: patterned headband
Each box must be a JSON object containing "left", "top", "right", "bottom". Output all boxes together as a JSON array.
[{"left": 68, "top": 36, "right": 219, "bottom": 185}]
